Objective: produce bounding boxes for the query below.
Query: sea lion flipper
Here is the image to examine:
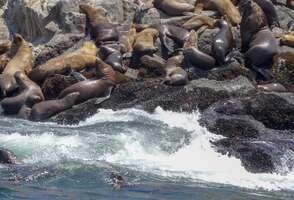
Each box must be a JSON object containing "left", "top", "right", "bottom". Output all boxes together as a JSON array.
[
  {"left": 70, "top": 69, "right": 87, "bottom": 81},
  {"left": 95, "top": 86, "right": 113, "bottom": 105}
]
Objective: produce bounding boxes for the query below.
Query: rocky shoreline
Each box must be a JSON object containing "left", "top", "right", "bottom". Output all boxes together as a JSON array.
[{"left": 0, "top": 0, "right": 293, "bottom": 175}]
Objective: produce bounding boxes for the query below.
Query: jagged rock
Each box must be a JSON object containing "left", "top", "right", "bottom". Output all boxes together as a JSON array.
[
  {"left": 51, "top": 76, "right": 256, "bottom": 124},
  {"left": 42, "top": 74, "right": 78, "bottom": 100}
]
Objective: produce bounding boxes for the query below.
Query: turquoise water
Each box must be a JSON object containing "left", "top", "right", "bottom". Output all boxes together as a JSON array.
[{"left": 0, "top": 108, "right": 293, "bottom": 199}]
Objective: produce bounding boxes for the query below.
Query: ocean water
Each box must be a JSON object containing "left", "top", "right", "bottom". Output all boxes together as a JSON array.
[{"left": 0, "top": 107, "right": 293, "bottom": 199}]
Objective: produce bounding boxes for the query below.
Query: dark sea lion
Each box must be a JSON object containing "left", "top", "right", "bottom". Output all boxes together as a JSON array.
[
  {"left": 58, "top": 59, "right": 116, "bottom": 104},
  {"left": 258, "top": 83, "right": 287, "bottom": 93},
  {"left": 153, "top": 0, "right": 194, "bottom": 16},
  {"left": 162, "top": 52, "right": 188, "bottom": 86},
  {"left": 183, "top": 30, "right": 216, "bottom": 70},
  {"left": 253, "top": 0, "right": 279, "bottom": 28},
  {"left": 280, "top": 32, "right": 294, "bottom": 48},
  {"left": 29, "top": 41, "right": 98, "bottom": 84},
  {"left": 99, "top": 44, "right": 126, "bottom": 73},
  {"left": 0, "top": 149, "right": 16, "bottom": 164},
  {"left": 79, "top": 4, "right": 119, "bottom": 43},
  {"left": 245, "top": 28, "right": 278, "bottom": 79},
  {"left": 154, "top": 24, "right": 190, "bottom": 54},
  {"left": 133, "top": 28, "right": 159, "bottom": 54},
  {"left": 0, "top": 34, "right": 33, "bottom": 96},
  {"left": 30, "top": 92, "right": 80, "bottom": 121},
  {"left": 182, "top": 15, "right": 216, "bottom": 30},
  {"left": 1, "top": 72, "right": 44, "bottom": 115},
  {"left": 240, "top": 0, "right": 268, "bottom": 52},
  {"left": 212, "top": 19, "right": 234, "bottom": 65},
  {"left": 140, "top": 54, "right": 166, "bottom": 76}
]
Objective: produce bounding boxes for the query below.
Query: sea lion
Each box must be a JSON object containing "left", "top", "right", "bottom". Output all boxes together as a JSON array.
[
  {"left": 140, "top": 54, "right": 166, "bottom": 76},
  {"left": 153, "top": 0, "right": 194, "bottom": 16},
  {"left": 287, "top": 0, "right": 294, "bottom": 9},
  {"left": 29, "top": 41, "right": 98, "bottom": 84},
  {"left": 245, "top": 28, "right": 278, "bottom": 80},
  {"left": 133, "top": 28, "right": 159, "bottom": 54},
  {"left": 58, "top": 59, "right": 116, "bottom": 104},
  {"left": 240, "top": 0, "right": 268, "bottom": 52},
  {"left": 79, "top": 4, "right": 119, "bottom": 43},
  {"left": 280, "top": 32, "right": 294, "bottom": 48},
  {"left": 184, "top": 30, "right": 216, "bottom": 70},
  {"left": 99, "top": 44, "right": 126, "bottom": 73},
  {"left": 162, "top": 52, "right": 188, "bottom": 86},
  {"left": 212, "top": 19, "right": 234, "bottom": 65},
  {"left": 1, "top": 72, "right": 44, "bottom": 115},
  {"left": 182, "top": 15, "right": 216, "bottom": 30},
  {"left": 30, "top": 92, "right": 80, "bottom": 121},
  {"left": 0, "top": 40, "right": 12, "bottom": 73},
  {"left": 197, "top": 0, "right": 241, "bottom": 25},
  {"left": 0, "top": 34, "right": 33, "bottom": 96},
  {"left": 119, "top": 27, "right": 137, "bottom": 53},
  {"left": 253, "top": 0, "right": 279, "bottom": 28},
  {"left": 258, "top": 83, "right": 287, "bottom": 93},
  {"left": 0, "top": 149, "right": 16, "bottom": 164}
]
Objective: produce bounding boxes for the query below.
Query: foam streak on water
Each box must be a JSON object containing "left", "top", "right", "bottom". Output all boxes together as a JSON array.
[{"left": 0, "top": 107, "right": 293, "bottom": 191}]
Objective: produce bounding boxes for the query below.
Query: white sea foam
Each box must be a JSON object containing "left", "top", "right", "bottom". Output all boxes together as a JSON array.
[{"left": 0, "top": 107, "right": 294, "bottom": 191}]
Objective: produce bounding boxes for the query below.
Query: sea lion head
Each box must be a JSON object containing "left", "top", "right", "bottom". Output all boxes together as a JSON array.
[
  {"left": 81, "top": 41, "right": 99, "bottom": 56},
  {"left": 239, "top": 0, "right": 252, "bottom": 12},
  {"left": 13, "top": 33, "right": 24, "bottom": 45}
]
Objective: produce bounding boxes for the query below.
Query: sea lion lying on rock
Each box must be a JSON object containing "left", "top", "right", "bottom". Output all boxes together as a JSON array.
[
  {"left": 79, "top": 4, "right": 119, "bottom": 44},
  {"left": 133, "top": 28, "right": 159, "bottom": 54},
  {"left": 1, "top": 72, "right": 44, "bottom": 117},
  {"left": 0, "top": 40, "right": 12, "bottom": 73},
  {"left": 30, "top": 92, "right": 80, "bottom": 121},
  {"left": 0, "top": 34, "right": 33, "bottom": 97},
  {"left": 29, "top": 41, "right": 99, "bottom": 84},
  {"left": 153, "top": 0, "right": 195, "bottom": 16}
]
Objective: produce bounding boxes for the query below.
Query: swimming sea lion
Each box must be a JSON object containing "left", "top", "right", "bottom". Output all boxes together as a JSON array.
[
  {"left": 184, "top": 30, "right": 216, "bottom": 70},
  {"left": 58, "top": 59, "right": 116, "bottom": 104},
  {"left": 29, "top": 41, "right": 98, "bottom": 84},
  {"left": 153, "top": 0, "right": 195, "bottom": 16},
  {"left": 0, "top": 34, "right": 33, "bottom": 96},
  {"left": 30, "top": 92, "right": 80, "bottom": 121},
  {"left": 245, "top": 28, "right": 278, "bottom": 80},
  {"left": 1, "top": 72, "right": 44, "bottom": 115},
  {"left": 240, "top": 0, "right": 268, "bottom": 52},
  {"left": 99, "top": 44, "right": 126, "bottom": 73},
  {"left": 253, "top": 0, "right": 279, "bottom": 28},
  {"left": 162, "top": 52, "right": 188, "bottom": 86},
  {"left": 280, "top": 32, "right": 294, "bottom": 48},
  {"left": 133, "top": 28, "right": 159, "bottom": 54},
  {"left": 182, "top": 15, "right": 216, "bottom": 30},
  {"left": 0, "top": 149, "right": 16, "bottom": 164},
  {"left": 258, "top": 83, "right": 287, "bottom": 93},
  {"left": 212, "top": 19, "right": 234, "bottom": 65},
  {"left": 79, "top": 4, "right": 119, "bottom": 43}
]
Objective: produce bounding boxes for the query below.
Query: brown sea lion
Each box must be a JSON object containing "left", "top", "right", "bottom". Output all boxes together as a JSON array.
[
  {"left": 1, "top": 72, "right": 44, "bottom": 115},
  {"left": 133, "top": 28, "right": 159, "bottom": 54},
  {"left": 182, "top": 15, "right": 216, "bottom": 30},
  {"left": 58, "top": 59, "right": 116, "bottom": 104},
  {"left": 183, "top": 30, "right": 216, "bottom": 70},
  {"left": 119, "top": 27, "right": 137, "bottom": 53},
  {"left": 79, "top": 4, "right": 119, "bottom": 43},
  {"left": 212, "top": 19, "right": 234, "bottom": 65},
  {"left": 245, "top": 28, "right": 278, "bottom": 80},
  {"left": 253, "top": 0, "right": 279, "bottom": 28},
  {"left": 29, "top": 41, "right": 98, "bottom": 84},
  {"left": 196, "top": 0, "right": 241, "bottom": 25},
  {"left": 162, "top": 52, "right": 188, "bottom": 86},
  {"left": 258, "top": 83, "right": 287, "bottom": 93},
  {"left": 30, "top": 92, "right": 80, "bottom": 121},
  {"left": 240, "top": 0, "right": 268, "bottom": 52},
  {"left": 280, "top": 32, "right": 294, "bottom": 48},
  {"left": 154, "top": 0, "right": 194, "bottom": 16},
  {"left": 0, "top": 34, "right": 33, "bottom": 96},
  {"left": 0, "top": 40, "right": 12, "bottom": 73},
  {"left": 287, "top": 0, "right": 294, "bottom": 9}
]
